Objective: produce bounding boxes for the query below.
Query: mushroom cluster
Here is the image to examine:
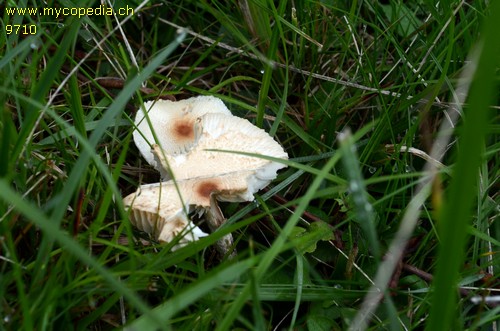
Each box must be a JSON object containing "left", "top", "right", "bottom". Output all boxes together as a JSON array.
[{"left": 123, "top": 96, "right": 288, "bottom": 253}]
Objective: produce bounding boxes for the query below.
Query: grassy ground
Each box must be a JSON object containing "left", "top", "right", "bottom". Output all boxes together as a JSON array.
[{"left": 1, "top": 0, "right": 499, "bottom": 330}]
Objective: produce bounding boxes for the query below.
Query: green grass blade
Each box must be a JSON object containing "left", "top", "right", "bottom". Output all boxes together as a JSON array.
[
  {"left": 289, "top": 253, "right": 304, "bottom": 330},
  {"left": 426, "top": 2, "right": 500, "bottom": 330},
  {"left": 255, "top": 0, "right": 285, "bottom": 128},
  {"left": 338, "top": 128, "right": 381, "bottom": 260}
]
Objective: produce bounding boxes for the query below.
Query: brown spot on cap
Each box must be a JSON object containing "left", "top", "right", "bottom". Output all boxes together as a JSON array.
[
  {"left": 172, "top": 119, "right": 194, "bottom": 141},
  {"left": 196, "top": 180, "right": 220, "bottom": 201}
]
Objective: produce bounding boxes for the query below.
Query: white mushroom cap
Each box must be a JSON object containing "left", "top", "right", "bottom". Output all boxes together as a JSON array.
[
  {"left": 123, "top": 171, "right": 259, "bottom": 247},
  {"left": 123, "top": 182, "right": 208, "bottom": 249},
  {"left": 133, "top": 96, "right": 231, "bottom": 170},
  {"left": 153, "top": 112, "right": 288, "bottom": 201},
  {"left": 127, "top": 96, "right": 288, "bottom": 251},
  {"left": 123, "top": 170, "right": 263, "bottom": 244}
]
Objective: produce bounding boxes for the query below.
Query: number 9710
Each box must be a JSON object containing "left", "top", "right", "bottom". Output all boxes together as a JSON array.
[{"left": 6, "top": 24, "right": 37, "bottom": 35}]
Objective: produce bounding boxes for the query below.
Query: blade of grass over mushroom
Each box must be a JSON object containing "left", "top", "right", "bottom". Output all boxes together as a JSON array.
[
  {"left": 204, "top": 150, "right": 345, "bottom": 186},
  {"left": 427, "top": 2, "right": 500, "bottom": 329},
  {"left": 143, "top": 222, "right": 251, "bottom": 271},
  {"left": 177, "top": 88, "right": 319, "bottom": 153},
  {"left": 225, "top": 167, "right": 305, "bottom": 225},
  {"left": 338, "top": 128, "right": 381, "bottom": 260},
  {"left": 260, "top": 105, "right": 325, "bottom": 151},
  {"left": 217, "top": 152, "right": 341, "bottom": 330}
]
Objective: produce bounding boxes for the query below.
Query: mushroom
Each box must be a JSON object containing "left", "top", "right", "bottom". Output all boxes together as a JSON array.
[
  {"left": 151, "top": 112, "right": 288, "bottom": 256},
  {"left": 124, "top": 169, "right": 272, "bottom": 255},
  {"left": 125, "top": 96, "right": 288, "bottom": 257},
  {"left": 123, "top": 181, "right": 208, "bottom": 250},
  {"left": 133, "top": 96, "right": 231, "bottom": 174}
]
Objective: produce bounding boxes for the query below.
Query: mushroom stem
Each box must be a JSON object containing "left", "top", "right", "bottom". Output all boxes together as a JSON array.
[{"left": 206, "top": 195, "right": 236, "bottom": 259}]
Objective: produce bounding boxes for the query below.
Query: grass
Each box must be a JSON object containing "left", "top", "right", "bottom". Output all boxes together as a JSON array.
[{"left": 1, "top": 0, "right": 499, "bottom": 330}]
